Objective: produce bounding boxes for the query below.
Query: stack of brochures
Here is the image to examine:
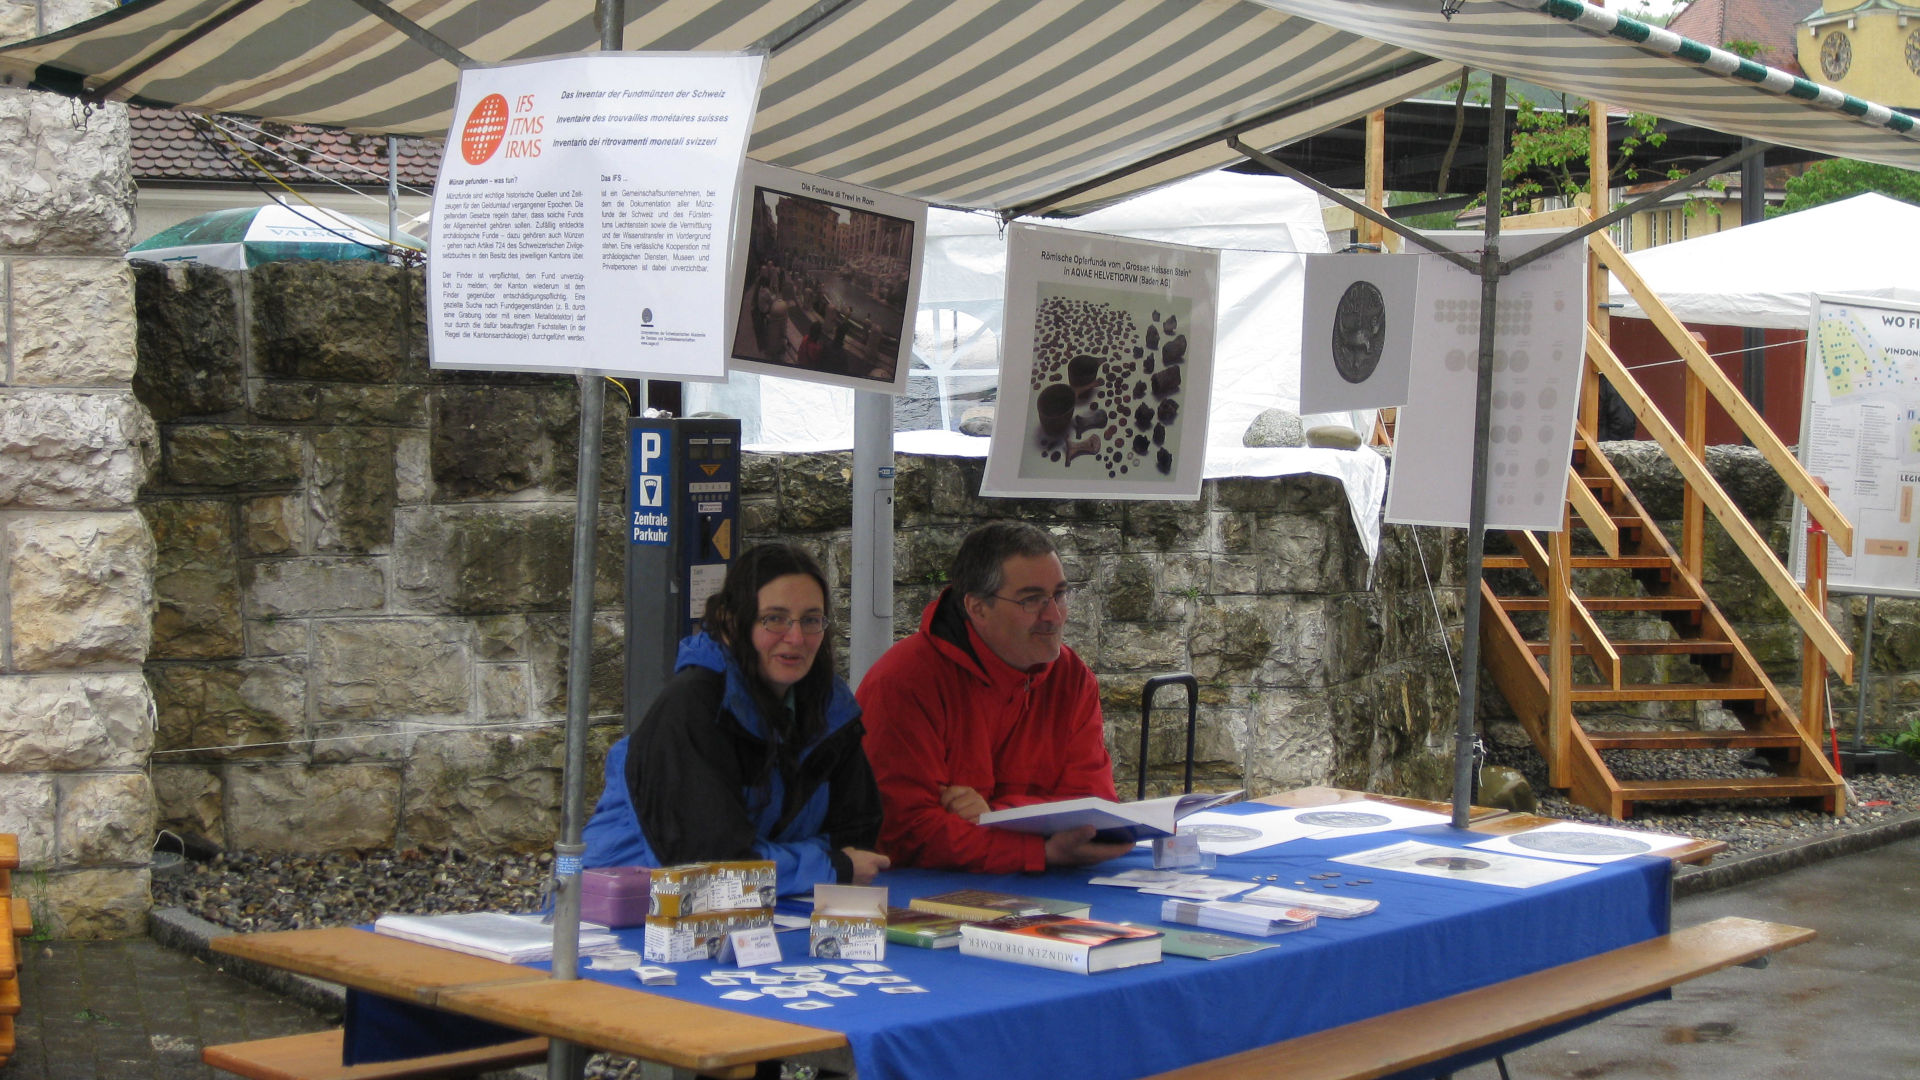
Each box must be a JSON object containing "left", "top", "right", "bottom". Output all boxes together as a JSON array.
[
  {"left": 373, "top": 911, "right": 620, "bottom": 964},
  {"left": 1240, "top": 885, "right": 1379, "bottom": 918},
  {"left": 1158, "top": 898, "right": 1317, "bottom": 937}
]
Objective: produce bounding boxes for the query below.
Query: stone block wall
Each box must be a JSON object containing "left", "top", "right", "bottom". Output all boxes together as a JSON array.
[
  {"left": 1, "top": 0, "right": 153, "bottom": 938},
  {"left": 137, "top": 261, "right": 630, "bottom": 863}
]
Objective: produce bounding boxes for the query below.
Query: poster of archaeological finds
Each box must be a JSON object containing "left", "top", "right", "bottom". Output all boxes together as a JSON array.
[
  {"left": 428, "top": 52, "right": 762, "bottom": 380},
  {"left": 981, "top": 223, "right": 1219, "bottom": 501},
  {"left": 725, "top": 161, "right": 928, "bottom": 394}
]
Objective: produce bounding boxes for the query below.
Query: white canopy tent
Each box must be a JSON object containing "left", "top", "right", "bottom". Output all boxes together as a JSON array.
[{"left": 1609, "top": 192, "right": 1920, "bottom": 329}]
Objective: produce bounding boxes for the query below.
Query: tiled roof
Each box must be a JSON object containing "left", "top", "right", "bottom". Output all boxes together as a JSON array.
[
  {"left": 130, "top": 106, "right": 443, "bottom": 189},
  {"left": 1667, "top": 0, "right": 1822, "bottom": 75}
]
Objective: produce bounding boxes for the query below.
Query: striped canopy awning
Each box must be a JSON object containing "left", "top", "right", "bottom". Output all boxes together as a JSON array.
[{"left": 3, "top": 0, "right": 1916, "bottom": 216}]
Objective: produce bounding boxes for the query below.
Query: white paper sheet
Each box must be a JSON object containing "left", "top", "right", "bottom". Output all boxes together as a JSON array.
[
  {"left": 1333, "top": 840, "right": 1594, "bottom": 888},
  {"left": 1467, "top": 821, "right": 1694, "bottom": 865},
  {"left": 1171, "top": 809, "right": 1326, "bottom": 855},
  {"left": 1259, "top": 800, "right": 1452, "bottom": 838}
]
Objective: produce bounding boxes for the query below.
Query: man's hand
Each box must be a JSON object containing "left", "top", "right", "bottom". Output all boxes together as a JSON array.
[
  {"left": 842, "top": 847, "right": 891, "bottom": 885},
  {"left": 1042, "top": 825, "right": 1135, "bottom": 867},
  {"left": 939, "top": 784, "right": 991, "bottom": 824}
]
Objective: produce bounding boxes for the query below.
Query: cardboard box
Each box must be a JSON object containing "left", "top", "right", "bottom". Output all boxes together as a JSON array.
[
  {"left": 643, "top": 909, "right": 773, "bottom": 964},
  {"left": 810, "top": 883, "right": 887, "bottom": 961}
]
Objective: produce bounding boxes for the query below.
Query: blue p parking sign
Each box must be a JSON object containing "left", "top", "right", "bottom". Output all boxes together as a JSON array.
[{"left": 630, "top": 425, "right": 670, "bottom": 545}]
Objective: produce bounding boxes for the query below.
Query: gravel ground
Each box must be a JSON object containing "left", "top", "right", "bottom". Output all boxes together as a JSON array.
[{"left": 1483, "top": 726, "right": 1920, "bottom": 856}]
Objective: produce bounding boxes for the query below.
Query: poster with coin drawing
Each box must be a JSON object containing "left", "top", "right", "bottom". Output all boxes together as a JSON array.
[
  {"left": 981, "top": 223, "right": 1219, "bottom": 500},
  {"left": 1384, "top": 230, "right": 1587, "bottom": 532},
  {"left": 1299, "top": 254, "right": 1420, "bottom": 412}
]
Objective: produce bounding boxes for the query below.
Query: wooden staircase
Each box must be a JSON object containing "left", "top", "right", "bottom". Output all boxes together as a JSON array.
[{"left": 1473, "top": 211, "right": 1850, "bottom": 819}]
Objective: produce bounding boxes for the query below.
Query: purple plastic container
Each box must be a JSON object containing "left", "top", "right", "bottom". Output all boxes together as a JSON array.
[{"left": 580, "top": 866, "right": 652, "bottom": 928}]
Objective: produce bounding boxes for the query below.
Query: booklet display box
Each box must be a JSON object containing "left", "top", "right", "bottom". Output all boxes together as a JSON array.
[
  {"left": 643, "top": 909, "right": 774, "bottom": 964},
  {"left": 810, "top": 884, "right": 888, "bottom": 961}
]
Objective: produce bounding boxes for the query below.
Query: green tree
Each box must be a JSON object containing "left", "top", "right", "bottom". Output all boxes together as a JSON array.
[{"left": 1771, "top": 159, "right": 1920, "bottom": 216}]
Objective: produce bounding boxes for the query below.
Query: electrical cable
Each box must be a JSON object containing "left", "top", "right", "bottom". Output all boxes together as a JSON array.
[{"left": 190, "top": 115, "right": 423, "bottom": 258}]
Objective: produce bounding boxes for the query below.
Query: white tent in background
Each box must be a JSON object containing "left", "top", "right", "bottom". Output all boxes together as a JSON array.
[
  {"left": 1610, "top": 193, "right": 1920, "bottom": 329},
  {"left": 689, "top": 170, "right": 1341, "bottom": 456}
]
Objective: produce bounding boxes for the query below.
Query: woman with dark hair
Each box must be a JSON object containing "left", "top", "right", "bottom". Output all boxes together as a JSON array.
[{"left": 583, "top": 543, "right": 888, "bottom": 894}]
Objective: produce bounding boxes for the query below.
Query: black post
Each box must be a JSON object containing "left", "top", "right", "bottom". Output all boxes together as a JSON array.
[
  {"left": 1450, "top": 75, "right": 1508, "bottom": 829},
  {"left": 1740, "top": 142, "right": 1767, "bottom": 416}
]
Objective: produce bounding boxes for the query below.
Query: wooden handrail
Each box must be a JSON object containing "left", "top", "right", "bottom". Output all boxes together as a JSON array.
[
  {"left": 1591, "top": 233, "right": 1853, "bottom": 555},
  {"left": 1511, "top": 530, "right": 1621, "bottom": 691},
  {"left": 1587, "top": 327, "right": 1853, "bottom": 681},
  {"left": 1566, "top": 465, "right": 1620, "bottom": 557}
]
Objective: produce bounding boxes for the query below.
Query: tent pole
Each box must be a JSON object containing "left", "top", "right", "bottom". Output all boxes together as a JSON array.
[
  {"left": 851, "top": 392, "right": 895, "bottom": 686},
  {"left": 547, "top": 8, "right": 624, "bottom": 1080},
  {"left": 1450, "top": 75, "right": 1508, "bottom": 829}
]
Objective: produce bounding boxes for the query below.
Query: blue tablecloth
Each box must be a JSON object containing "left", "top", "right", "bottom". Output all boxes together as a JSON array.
[{"left": 348, "top": 817, "right": 1670, "bottom": 1080}]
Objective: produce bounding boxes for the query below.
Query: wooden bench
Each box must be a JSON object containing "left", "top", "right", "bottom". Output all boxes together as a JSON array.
[
  {"left": 202, "top": 1028, "right": 549, "bottom": 1080},
  {"left": 0, "top": 833, "right": 16, "bottom": 1068},
  {"left": 1146, "top": 916, "right": 1812, "bottom": 1080}
]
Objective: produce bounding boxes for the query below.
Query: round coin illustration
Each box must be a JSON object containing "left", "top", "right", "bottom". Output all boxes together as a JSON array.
[
  {"left": 1508, "top": 832, "right": 1651, "bottom": 856},
  {"left": 1414, "top": 856, "right": 1493, "bottom": 872},
  {"left": 1294, "top": 810, "right": 1393, "bottom": 829},
  {"left": 1330, "top": 280, "right": 1388, "bottom": 384},
  {"left": 1183, "top": 823, "right": 1263, "bottom": 843}
]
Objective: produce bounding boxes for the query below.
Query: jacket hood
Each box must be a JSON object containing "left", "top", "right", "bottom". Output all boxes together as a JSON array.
[
  {"left": 920, "top": 587, "right": 1060, "bottom": 692},
  {"left": 674, "top": 631, "right": 859, "bottom": 747}
]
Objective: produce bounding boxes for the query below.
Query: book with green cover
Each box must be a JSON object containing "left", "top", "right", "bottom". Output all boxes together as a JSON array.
[
  {"left": 884, "top": 906, "right": 968, "bottom": 948},
  {"left": 908, "top": 889, "right": 1092, "bottom": 922}
]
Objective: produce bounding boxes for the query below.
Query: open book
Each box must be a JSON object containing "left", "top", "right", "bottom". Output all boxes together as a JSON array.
[{"left": 976, "top": 790, "right": 1241, "bottom": 842}]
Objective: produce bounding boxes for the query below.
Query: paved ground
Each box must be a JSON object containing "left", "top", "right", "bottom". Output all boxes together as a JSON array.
[
  {"left": 1501, "top": 834, "right": 1920, "bottom": 1079},
  {"left": 4, "top": 836, "right": 1915, "bottom": 1078},
  {"left": 4, "top": 936, "right": 333, "bottom": 1079}
]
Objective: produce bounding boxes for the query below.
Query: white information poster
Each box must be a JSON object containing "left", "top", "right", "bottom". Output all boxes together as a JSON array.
[
  {"left": 1385, "top": 230, "right": 1587, "bottom": 532},
  {"left": 1791, "top": 295, "right": 1920, "bottom": 597},
  {"left": 429, "top": 53, "right": 763, "bottom": 378},
  {"left": 1299, "top": 253, "right": 1421, "bottom": 412},
  {"left": 981, "top": 223, "right": 1219, "bottom": 500},
  {"left": 725, "top": 161, "right": 928, "bottom": 394}
]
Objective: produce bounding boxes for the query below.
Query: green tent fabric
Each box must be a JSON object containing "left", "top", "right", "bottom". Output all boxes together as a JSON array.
[{"left": 129, "top": 203, "right": 409, "bottom": 268}]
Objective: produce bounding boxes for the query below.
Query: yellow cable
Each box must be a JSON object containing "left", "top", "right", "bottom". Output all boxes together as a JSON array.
[{"left": 604, "top": 376, "right": 634, "bottom": 409}]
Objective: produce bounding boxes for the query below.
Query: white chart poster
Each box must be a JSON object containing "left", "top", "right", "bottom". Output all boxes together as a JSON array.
[
  {"left": 429, "top": 53, "right": 763, "bottom": 378},
  {"left": 1299, "top": 253, "right": 1420, "bottom": 412},
  {"left": 1385, "top": 230, "right": 1587, "bottom": 532},
  {"left": 724, "top": 162, "right": 927, "bottom": 394},
  {"left": 1791, "top": 295, "right": 1920, "bottom": 597},
  {"left": 981, "top": 223, "right": 1219, "bottom": 500}
]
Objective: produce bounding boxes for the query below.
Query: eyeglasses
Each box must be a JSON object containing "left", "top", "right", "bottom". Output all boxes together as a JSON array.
[
  {"left": 987, "top": 586, "right": 1075, "bottom": 614},
  {"left": 757, "top": 613, "right": 829, "bottom": 636}
]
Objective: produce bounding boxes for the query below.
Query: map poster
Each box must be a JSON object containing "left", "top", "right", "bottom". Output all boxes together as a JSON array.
[
  {"left": 428, "top": 53, "right": 763, "bottom": 379},
  {"left": 1791, "top": 295, "right": 1920, "bottom": 598},
  {"left": 981, "top": 224, "right": 1219, "bottom": 501},
  {"left": 1384, "top": 229, "right": 1587, "bottom": 532},
  {"left": 724, "top": 161, "right": 928, "bottom": 394}
]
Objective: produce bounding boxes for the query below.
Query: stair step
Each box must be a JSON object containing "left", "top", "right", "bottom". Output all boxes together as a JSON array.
[
  {"left": 1484, "top": 556, "right": 1672, "bottom": 570},
  {"left": 1501, "top": 596, "right": 1702, "bottom": 613},
  {"left": 1527, "top": 640, "right": 1735, "bottom": 657},
  {"left": 1587, "top": 730, "right": 1805, "bottom": 750},
  {"left": 1614, "top": 776, "right": 1838, "bottom": 801},
  {"left": 1569, "top": 683, "right": 1767, "bottom": 702}
]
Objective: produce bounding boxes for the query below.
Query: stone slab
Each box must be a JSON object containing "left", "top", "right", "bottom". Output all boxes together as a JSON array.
[{"left": 6, "top": 509, "right": 155, "bottom": 669}]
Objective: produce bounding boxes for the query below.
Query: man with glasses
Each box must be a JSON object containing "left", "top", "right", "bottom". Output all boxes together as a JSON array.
[{"left": 859, "top": 522, "right": 1130, "bottom": 873}]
